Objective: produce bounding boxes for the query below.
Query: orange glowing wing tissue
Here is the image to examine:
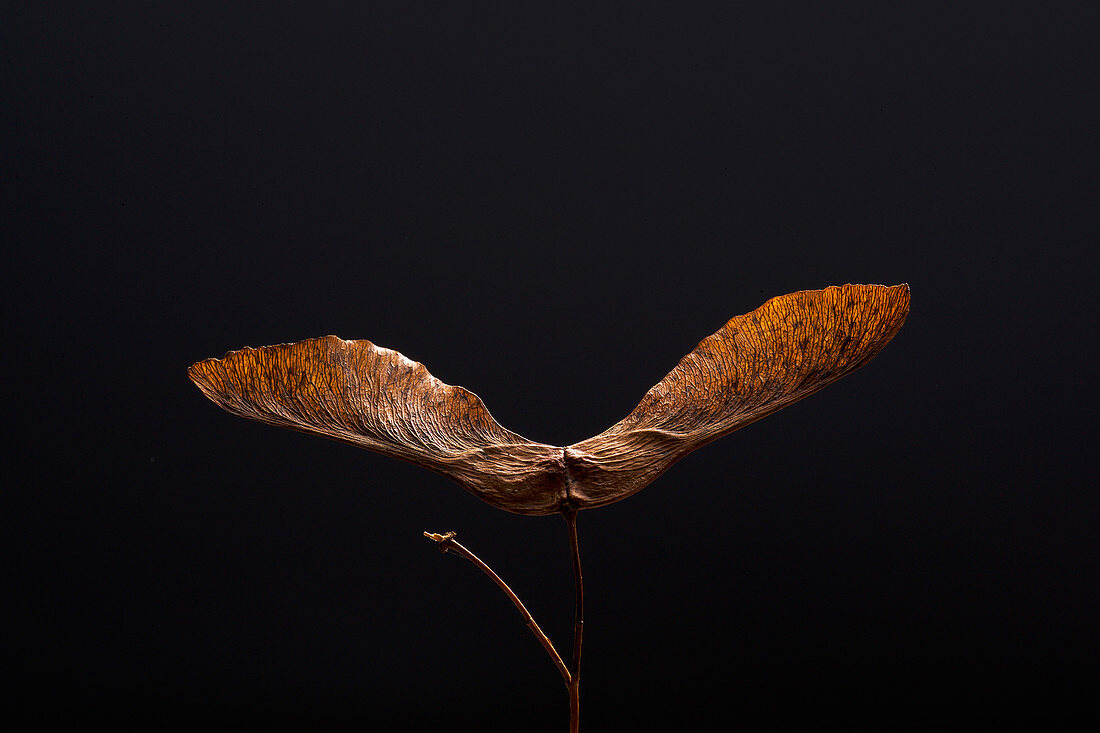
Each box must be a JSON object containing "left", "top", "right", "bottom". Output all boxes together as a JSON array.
[
  {"left": 188, "top": 336, "right": 565, "bottom": 515},
  {"left": 563, "top": 283, "right": 910, "bottom": 508},
  {"left": 189, "top": 284, "right": 909, "bottom": 516}
]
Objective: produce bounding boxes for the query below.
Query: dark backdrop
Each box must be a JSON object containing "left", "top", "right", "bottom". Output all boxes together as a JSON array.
[{"left": 7, "top": 2, "right": 1096, "bottom": 729}]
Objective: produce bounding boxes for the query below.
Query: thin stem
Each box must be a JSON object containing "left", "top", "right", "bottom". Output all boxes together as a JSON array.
[
  {"left": 423, "top": 531, "right": 571, "bottom": 684},
  {"left": 564, "top": 507, "right": 583, "bottom": 733}
]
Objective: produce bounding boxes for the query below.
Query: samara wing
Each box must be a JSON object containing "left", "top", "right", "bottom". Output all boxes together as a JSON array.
[
  {"left": 188, "top": 336, "right": 565, "bottom": 515},
  {"left": 562, "top": 284, "right": 910, "bottom": 509},
  {"left": 190, "top": 285, "right": 908, "bottom": 516}
]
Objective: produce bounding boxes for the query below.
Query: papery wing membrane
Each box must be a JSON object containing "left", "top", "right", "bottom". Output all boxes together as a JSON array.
[
  {"left": 188, "top": 336, "right": 565, "bottom": 515},
  {"left": 564, "top": 284, "right": 910, "bottom": 508}
]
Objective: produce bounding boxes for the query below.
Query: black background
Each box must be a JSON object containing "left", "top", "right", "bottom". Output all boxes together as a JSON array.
[{"left": 7, "top": 2, "right": 1096, "bottom": 729}]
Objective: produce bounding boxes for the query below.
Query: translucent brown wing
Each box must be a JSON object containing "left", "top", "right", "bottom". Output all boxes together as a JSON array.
[
  {"left": 188, "top": 336, "right": 566, "bottom": 515},
  {"left": 190, "top": 285, "right": 908, "bottom": 515},
  {"left": 563, "top": 284, "right": 910, "bottom": 509}
]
